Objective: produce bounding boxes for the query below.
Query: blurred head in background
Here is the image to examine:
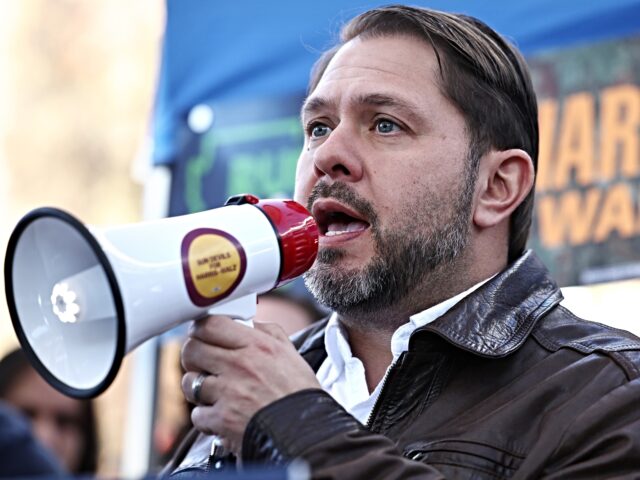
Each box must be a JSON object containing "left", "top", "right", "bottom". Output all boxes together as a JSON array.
[
  {"left": 0, "top": 348, "right": 98, "bottom": 474},
  {"left": 256, "top": 289, "right": 326, "bottom": 336}
]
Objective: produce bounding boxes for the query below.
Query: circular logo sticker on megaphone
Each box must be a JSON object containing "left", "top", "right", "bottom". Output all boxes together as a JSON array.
[{"left": 181, "top": 228, "right": 247, "bottom": 307}]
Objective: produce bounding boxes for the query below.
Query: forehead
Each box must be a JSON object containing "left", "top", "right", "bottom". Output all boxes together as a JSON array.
[
  {"left": 8, "top": 368, "right": 83, "bottom": 412},
  {"left": 307, "top": 35, "right": 442, "bottom": 108}
]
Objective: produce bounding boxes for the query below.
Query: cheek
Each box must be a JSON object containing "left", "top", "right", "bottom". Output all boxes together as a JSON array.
[
  {"left": 293, "top": 156, "right": 314, "bottom": 205},
  {"left": 370, "top": 177, "right": 405, "bottom": 215},
  {"left": 371, "top": 180, "right": 434, "bottom": 234},
  {"left": 60, "top": 426, "right": 83, "bottom": 447},
  {"left": 57, "top": 427, "right": 84, "bottom": 470}
]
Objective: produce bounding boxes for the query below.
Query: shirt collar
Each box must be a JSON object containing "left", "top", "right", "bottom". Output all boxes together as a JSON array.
[{"left": 323, "top": 275, "right": 496, "bottom": 369}]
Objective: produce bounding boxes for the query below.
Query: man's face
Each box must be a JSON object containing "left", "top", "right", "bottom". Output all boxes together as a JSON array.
[{"left": 294, "top": 35, "right": 478, "bottom": 318}]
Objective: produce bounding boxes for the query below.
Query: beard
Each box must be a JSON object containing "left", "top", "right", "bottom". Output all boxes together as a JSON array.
[{"left": 303, "top": 150, "right": 479, "bottom": 322}]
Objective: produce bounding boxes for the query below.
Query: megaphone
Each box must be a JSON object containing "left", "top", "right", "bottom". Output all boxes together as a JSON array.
[{"left": 4, "top": 194, "right": 318, "bottom": 399}]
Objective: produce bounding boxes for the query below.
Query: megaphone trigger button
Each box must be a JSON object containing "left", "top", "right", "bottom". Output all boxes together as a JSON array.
[{"left": 224, "top": 194, "right": 259, "bottom": 206}]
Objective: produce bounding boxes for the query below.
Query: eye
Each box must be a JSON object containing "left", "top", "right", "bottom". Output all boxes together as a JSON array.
[
  {"left": 308, "top": 122, "right": 332, "bottom": 139},
  {"left": 55, "top": 414, "right": 81, "bottom": 430},
  {"left": 375, "top": 118, "right": 401, "bottom": 134},
  {"left": 23, "top": 408, "right": 36, "bottom": 420}
]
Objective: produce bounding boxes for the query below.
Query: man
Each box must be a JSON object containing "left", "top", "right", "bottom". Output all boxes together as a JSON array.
[{"left": 169, "top": 6, "right": 640, "bottom": 478}]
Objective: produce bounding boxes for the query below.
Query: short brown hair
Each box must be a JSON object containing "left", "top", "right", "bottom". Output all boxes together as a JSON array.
[{"left": 308, "top": 5, "right": 538, "bottom": 263}]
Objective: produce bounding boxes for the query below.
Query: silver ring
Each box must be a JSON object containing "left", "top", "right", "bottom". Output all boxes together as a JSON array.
[{"left": 191, "top": 372, "right": 207, "bottom": 404}]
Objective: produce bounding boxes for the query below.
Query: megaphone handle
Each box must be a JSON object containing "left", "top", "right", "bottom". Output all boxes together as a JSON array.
[{"left": 206, "top": 293, "right": 257, "bottom": 328}]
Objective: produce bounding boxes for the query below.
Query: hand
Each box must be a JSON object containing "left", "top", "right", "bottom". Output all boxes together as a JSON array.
[{"left": 181, "top": 315, "right": 321, "bottom": 455}]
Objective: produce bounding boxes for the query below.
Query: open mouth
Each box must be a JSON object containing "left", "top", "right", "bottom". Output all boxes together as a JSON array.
[{"left": 312, "top": 199, "right": 371, "bottom": 237}]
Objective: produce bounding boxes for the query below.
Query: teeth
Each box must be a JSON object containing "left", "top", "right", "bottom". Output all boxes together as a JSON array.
[
  {"left": 347, "top": 222, "right": 366, "bottom": 232},
  {"left": 325, "top": 221, "right": 368, "bottom": 236}
]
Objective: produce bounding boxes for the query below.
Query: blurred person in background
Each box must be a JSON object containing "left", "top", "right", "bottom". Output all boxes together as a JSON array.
[
  {"left": 255, "top": 289, "right": 326, "bottom": 336},
  {"left": 0, "top": 348, "right": 98, "bottom": 475},
  {"left": 0, "top": 402, "right": 63, "bottom": 477}
]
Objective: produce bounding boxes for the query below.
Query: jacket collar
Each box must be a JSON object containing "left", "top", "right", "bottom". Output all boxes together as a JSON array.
[
  {"left": 413, "top": 250, "right": 563, "bottom": 357},
  {"left": 294, "top": 315, "right": 330, "bottom": 370},
  {"left": 296, "top": 250, "right": 563, "bottom": 362}
]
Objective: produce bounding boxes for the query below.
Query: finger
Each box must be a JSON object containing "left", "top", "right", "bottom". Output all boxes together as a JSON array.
[
  {"left": 191, "top": 404, "right": 220, "bottom": 436},
  {"left": 181, "top": 337, "right": 235, "bottom": 373},
  {"left": 191, "top": 405, "right": 242, "bottom": 455},
  {"left": 219, "top": 437, "right": 239, "bottom": 458},
  {"left": 253, "top": 321, "right": 290, "bottom": 342},
  {"left": 182, "top": 371, "right": 220, "bottom": 405},
  {"left": 190, "top": 315, "right": 255, "bottom": 349}
]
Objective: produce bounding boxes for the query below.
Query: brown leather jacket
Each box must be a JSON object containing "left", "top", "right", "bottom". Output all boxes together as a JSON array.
[{"left": 169, "top": 251, "right": 640, "bottom": 478}]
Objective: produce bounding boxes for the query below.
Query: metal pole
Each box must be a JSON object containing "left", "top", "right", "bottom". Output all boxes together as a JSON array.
[{"left": 120, "top": 163, "right": 171, "bottom": 478}]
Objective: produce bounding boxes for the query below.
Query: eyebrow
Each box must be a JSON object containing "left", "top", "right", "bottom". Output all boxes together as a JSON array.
[
  {"left": 301, "top": 93, "right": 423, "bottom": 124},
  {"left": 301, "top": 96, "right": 335, "bottom": 121},
  {"left": 356, "top": 93, "right": 422, "bottom": 123}
]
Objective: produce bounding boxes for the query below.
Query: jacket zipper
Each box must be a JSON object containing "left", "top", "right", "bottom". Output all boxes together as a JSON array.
[
  {"left": 206, "top": 437, "right": 225, "bottom": 472},
  {"left": 365, "top": 351, "right": 406, "bottom": 431}
]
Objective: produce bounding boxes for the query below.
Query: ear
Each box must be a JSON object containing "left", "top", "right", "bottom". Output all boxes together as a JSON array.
[{"left": 473, "top": 149, "right": 534, "bottom": 229}]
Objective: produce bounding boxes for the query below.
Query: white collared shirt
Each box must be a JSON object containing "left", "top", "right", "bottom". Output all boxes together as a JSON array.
[{"left": 316, "top": 277, "right": 493, "bottom": 424}]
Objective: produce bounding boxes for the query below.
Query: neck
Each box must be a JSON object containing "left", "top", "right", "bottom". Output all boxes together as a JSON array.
[
  {"left": 339, "top": 321, "right": 395, "bottom": 393},
  {"left": 336, "top": 249, "right": 506, "bottom": 391}
]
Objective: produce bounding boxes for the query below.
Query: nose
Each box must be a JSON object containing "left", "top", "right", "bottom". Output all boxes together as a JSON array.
[{"left": 312, "top": 124, "right": 363, "bottom": 183}]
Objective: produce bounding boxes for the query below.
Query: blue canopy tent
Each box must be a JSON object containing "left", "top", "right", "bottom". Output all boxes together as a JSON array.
[{"left": 153, "top": 0, "right": 640, "bottom": 168}]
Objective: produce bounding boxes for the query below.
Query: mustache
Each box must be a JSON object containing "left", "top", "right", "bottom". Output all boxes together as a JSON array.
[{"left": 307, "top": 181, "right": 379, "bottom": 228}]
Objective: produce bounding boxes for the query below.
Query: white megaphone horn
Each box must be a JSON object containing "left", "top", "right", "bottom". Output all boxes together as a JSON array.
[{"left": 4, "top": 194, "right": 318, "bottom": 399}]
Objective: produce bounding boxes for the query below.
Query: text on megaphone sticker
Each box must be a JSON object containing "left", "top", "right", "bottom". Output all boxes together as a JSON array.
[{"left": 181, "top": 228, "right": 247, "bottom": 307}]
